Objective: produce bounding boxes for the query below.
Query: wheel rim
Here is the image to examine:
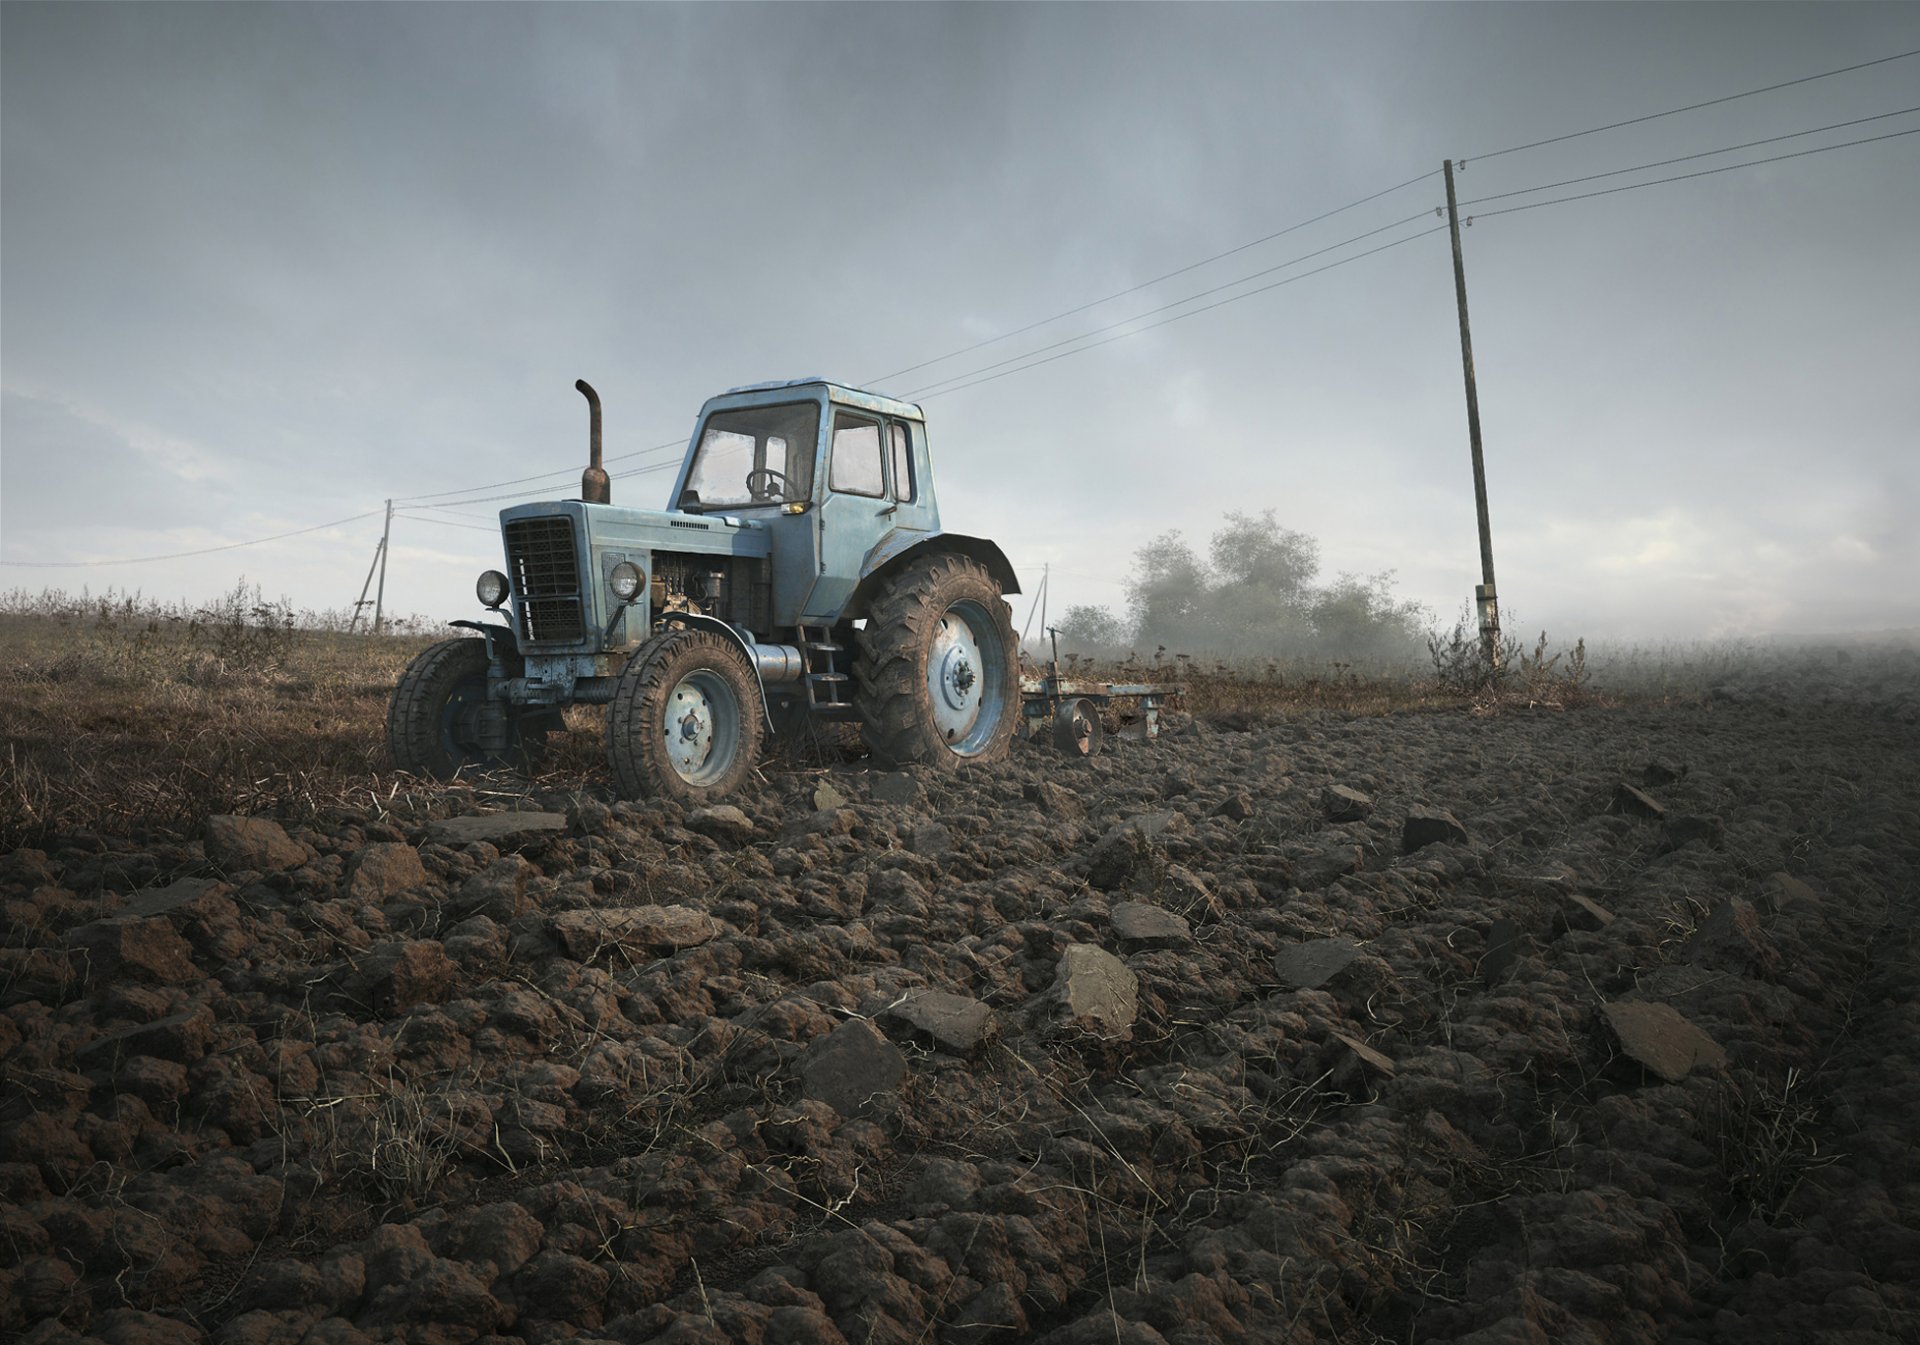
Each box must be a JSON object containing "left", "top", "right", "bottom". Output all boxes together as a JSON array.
[
  {"left": 926, "top": 599, "right": 1008, "bottom": 756},
  {"left": 663, "top": 669, "right": 741, "bottom": 785}
]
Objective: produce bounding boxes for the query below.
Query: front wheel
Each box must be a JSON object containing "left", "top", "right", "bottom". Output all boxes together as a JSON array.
[
  {"left": 606, "top": 628, "right": 764, "bottom": 803},
  {"left": 854, "top": 553, "right": 1020, "bottom": 770},
  {"left": 388, "top": 638, "right": 548, "bottom": 779}
]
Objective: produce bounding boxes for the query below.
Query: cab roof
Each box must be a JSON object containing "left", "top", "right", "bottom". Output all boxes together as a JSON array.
[{"left": 715, "top": 377, "right": 924, "bottom": 423}]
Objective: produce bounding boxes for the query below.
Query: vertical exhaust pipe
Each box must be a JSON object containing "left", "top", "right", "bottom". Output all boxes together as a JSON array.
[{"left": 577, "top": 379, "right": 610, "bottom": 504}]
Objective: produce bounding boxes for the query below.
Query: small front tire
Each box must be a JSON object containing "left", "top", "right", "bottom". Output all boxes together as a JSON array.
[
  {"left": 388, "top": 638, "right": 547, "bottom": 779},
  {"left": 606, "top": 628, "right": 764, "bottom": 803}
]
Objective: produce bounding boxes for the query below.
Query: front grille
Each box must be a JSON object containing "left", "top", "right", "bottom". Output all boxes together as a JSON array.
[{"left": 505, "top": 516, "right": 585, "bottom": 644}]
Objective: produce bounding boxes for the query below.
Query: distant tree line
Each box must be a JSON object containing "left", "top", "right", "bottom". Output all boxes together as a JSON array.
[{"left": 1053, "top": 511, "right": 1429, "bottom": 663}]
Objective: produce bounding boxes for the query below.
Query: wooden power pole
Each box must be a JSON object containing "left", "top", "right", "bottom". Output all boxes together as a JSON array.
[
  {"left": 372, "top": 499, "right": 393, "bottom": 635},
  {"left": 1443, "top": 159, "right": 1502, "bottom": 668}
]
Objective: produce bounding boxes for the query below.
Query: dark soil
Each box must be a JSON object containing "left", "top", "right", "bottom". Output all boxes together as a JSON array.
[{"left": 4, "top": 690, "right": 1917, "bottom": 1344}]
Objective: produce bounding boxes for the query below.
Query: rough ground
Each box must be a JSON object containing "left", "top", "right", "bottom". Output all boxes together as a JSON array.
[{"left": 4, "top": 689, "right": 1917, "bottom": 1344}]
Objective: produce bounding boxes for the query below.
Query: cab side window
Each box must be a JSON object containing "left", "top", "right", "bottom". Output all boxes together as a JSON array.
[
  {"left": 829, "top": 413, "right": 885, "bottom": 497},
  {"left": 889, "top": 423, "right": 916, "bottom": 503}
]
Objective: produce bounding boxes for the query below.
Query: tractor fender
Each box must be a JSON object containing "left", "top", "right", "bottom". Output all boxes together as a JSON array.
[
  {"left": 656, "top": 612, "right": 777, "bottom": 730},
  {"left": 849, "top": 531, "right": 1022, "bottom": 617}
]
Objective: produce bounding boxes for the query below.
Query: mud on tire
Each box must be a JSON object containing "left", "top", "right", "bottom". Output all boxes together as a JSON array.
[
  {"left": 388, "top": 637, "right": 549, "bottom": 779},
  {"left": 606, "top": 627, "right": 764, "bottom": 804},
  {"left": 854, "top": 553, "right": 1020, "bottom": 770}
]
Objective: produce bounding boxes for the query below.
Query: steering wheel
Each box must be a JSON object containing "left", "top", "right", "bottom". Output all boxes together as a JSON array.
[{"left": 746, "top": 466, "right": 793, "bottom": 501}]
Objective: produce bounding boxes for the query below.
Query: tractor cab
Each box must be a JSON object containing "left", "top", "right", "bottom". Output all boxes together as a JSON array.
[{"left": 671, "top": 380, "right": 938, "bottom": 625}]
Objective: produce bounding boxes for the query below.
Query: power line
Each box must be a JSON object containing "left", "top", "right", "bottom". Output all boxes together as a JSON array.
[
  {"left": 1458, "top": 106, "right": 1920, "bottom": 208},
  {"left": 1469, "top": 125, "right": 1920, "bottom": 222},
  {"left": 900, "top": 210, "right": 1436, "bottom": 401},
  {"left": 395, "top": 512, "right": 500, "bottom": 535},
  {"left": 919, "top": 225, "right": 1451, "bottom": 402},
  {"left": 1471, "top": 47, "right": 1920, "bottom": 163},
  {"left": 864, "top": 168, "right": 1442, "bottom": 386},
  {"left": 0, "top": 510, "right": 384, "bottom": 568}
]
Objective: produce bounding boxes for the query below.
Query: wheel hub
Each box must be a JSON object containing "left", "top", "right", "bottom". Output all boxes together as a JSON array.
[
  {"left": 928, "top": 613, "right": 987, "bottom": 741},
  {"left": 665, "top": 680, "right": 716, "bottom": 777}
]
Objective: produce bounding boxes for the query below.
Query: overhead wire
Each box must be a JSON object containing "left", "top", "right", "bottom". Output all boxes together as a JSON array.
[
  {"left": 1470, "top": 47, "right": 1920, "bottom": 163},
  {"left": 0, "top": 510, "right": 384, "bottom": 567}
]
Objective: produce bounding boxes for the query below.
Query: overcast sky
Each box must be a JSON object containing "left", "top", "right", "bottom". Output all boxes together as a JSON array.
[{"left": 4, "top": 2, "right": 1916, "bottom": 645}]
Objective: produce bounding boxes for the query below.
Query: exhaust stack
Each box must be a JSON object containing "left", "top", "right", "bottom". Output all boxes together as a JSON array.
[{"left": 576, "top": 379, "right": 610, "bottom": 504}]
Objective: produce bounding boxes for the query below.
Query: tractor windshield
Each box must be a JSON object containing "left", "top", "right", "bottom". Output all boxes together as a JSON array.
[{"left": 683, "top": 401, "right": 820, "bottom": 509}]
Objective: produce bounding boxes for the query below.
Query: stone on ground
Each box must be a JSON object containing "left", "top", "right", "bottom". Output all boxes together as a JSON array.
[
  {"left": 427, "top": 812, "right": 569, "bottom": 846},
  {"left": 353, "top": 940, "right": 455, "bottom": 1014},
  {"left": 870, "top": 772, "right": 926, "bottom": 807},
  {"left": 798, "top": 1018, "right": 907, "bottom": 1119},
  {"left": 205, "top": 815, "right": 307, "bottom": 872},
  {"left": 1321, "top": 785, "right": 1374, "bottom": 823},
  {"left": 68, "top": 915, "right": 197, "bottom": 985},
  {"left": 1601, "top": 1000, "right": 1728, "bottom": 1082},
  {"left": 1273, "top": 937, "right": 1361, "bottom": 991},
  {"left": 550, "top": 905, "right": 725, "bottom": 959},
  {"left": 1110, "top": 901, "right": 1191, "bottom": 949},
  {"left": 346, "top": 842, "right": 430, "bottom": 901},
  {"left": 1758, "top": 871, "right": 1818, "bottom": 914},
  {"left": 813, "top": 781, "right": 849, "bottom": 812},
  {"left": 1050, "top": 943, "right": 1139, "bottom": 1039},
  {"left": 884, "top": 989, "right": 997, "bottom": 1055},
  {"left": 1402, "top": 808, "right": 1470, "bottom": 853},
  {"left": 1683, "top": 899, "right": 1780, "bottom": 977},
  {"left": 687, "top": 805, "right": 755, "bottom": 844}
]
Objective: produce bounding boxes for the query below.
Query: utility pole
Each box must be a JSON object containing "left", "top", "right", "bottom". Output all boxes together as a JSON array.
[
  {"left": 1443, "top": 159, "right": 1502, "bottom": 669},
  {"left": 348, "top": 528, "right": 385, "bottom": 634},
  {"left": 372, "top": 498, "right": 393, "bottom": 636}
]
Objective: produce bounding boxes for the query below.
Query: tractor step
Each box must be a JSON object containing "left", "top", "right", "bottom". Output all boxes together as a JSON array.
[{"left": 800, "top": 626, "right": 854, "bottom": 710}]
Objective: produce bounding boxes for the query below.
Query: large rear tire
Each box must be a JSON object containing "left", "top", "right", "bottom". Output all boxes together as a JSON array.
[
  {"left": 854, "top": 554, "right": 1020, "bottom": 770},
  {"left": 389, "top": 638, "right": 548, "bottom": 779},
  {"left": 606, "top": 628, "right": 764, "bottom": 803}
]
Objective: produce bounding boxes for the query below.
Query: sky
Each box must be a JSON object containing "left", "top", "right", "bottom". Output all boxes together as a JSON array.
[{"left": 3, "top": 2, "right": 1917, "bottom": 646}]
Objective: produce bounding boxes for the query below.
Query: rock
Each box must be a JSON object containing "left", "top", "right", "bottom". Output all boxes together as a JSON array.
[
  {"left": 910, "top": 822, "right": 952, "bottom": 857},
  {"left": 355, "top": 941, "right": 455, "bottom": 1014},
  {"left": 1553, "top": 891, "right": 1616, "bottom": 933},
  {"left": 1025, "top": 779, "right": 1084, "bottom": 819},
  {"left": 1214, "top": 792, "right": 1254, "bottom": 822},
  {"left": 1124, "top": 811, "right": 1188, "bottom": 843},
  {"left": 79, "top": 1008, "right": 216, "bottom": 1064},
  {"left": 1110, "top": 902, "right": 1191, "bottom": 948},
  {"left": 1321, "top": 785, "right": 1374, "bottom": 823},
  {"left": 1163, "top": 767, "right": 1196, "bottom": 797},
  {"left": 549, "top": 905, "right": 724, "bottom": 959},
  {"left": 687, "top": 805, "right": 755, "bottom": 844},
  {"left": 798, "top": 1018, "right": 907, "bottom": 1119},
  {"left": 1683, "top": 899, "right": 1780, "bottom": 977},
  {"left": 871, "top": 772, "right": 926, "bottom": 808},
  {"left": 1273, "top": 937, "right": 1360, "bottom": 991},
  {"left": 426, "top": 812, "right": 568, "bottom": 847},
  {"left": 1296, "top": 845, "right": 1363, "bottom": 889},
  {"left": 813, "top": 781, "right": 849, "bottom": 812},
  {"left": 1050, "top": 943, "right": 1138, "bottom": 1039},
  {"left": 455, "top": 857, "right": 535, "bottom": 920},
  {"left": 885, "top": 989, "right": 997, "bottom": 1054},
  {"left": 346, "top": 843, "right": 430, "bottom": 901},
  {"left": 1331, "top": 1030, "right": 1395, "bottom": 1077},
  {"left": 1601, "top": 1000, "right": 1728, "bottom": 1082},
  {"left": 1610, "top": 783, "right": 1666, "bottom": 820},
  {"left": 1402, "top": 808, "right": 1470, "bottom": 853},
  {"left": 1086, "top": 826, "right": 1149, "bottom": 890},
  {"left": 1481, "top": 917, "right": 1522, "bottom": 984},
  {"left": 119, "top": 877, "right": 231, "bottom": 921},
  {"left": 567, "top": 797, "right": 614, "bottom": 836},
  {"left": 68, "top": 915, "right": 196, "bottom": 985},
  {"left": 205, "top": 815, "right": 306, "bottom": 872},
  {"left": 1757, "top": 871, "right": 1818, "bottom": 914}
]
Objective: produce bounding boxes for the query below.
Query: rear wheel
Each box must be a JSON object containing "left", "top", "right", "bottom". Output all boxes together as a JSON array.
[
  {"left": 854, "top": 553, "right": 1020, "bottom": 770},
  {"left": 389, "top": 638, "right": 548, "bottom": 778},
  {"left": 607, "top": 628, "right": 764, "bottom": 803}
]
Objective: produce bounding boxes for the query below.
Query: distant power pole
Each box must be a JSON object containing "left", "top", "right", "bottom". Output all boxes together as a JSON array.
[
  {"left": 348, "top": 529, "right": 385, "bottom": 634},
  {"left": 372, "top": 498, "right": 393, "bottom": 636},
  {"left": 1443, "top": 159, "right": 1502, "bottom": 668}
]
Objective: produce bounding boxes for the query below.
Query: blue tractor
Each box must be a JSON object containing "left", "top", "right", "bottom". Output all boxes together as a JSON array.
[{"left": 388, "top": 378, "right": 1023, "bottom": 802}]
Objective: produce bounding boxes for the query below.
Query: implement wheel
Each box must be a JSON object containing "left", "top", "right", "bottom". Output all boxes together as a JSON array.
[
  {"left": 854, "top": 553, "right": 1019, "bottom": 770},
  {"left": 1053, "top": 697, "right": 1104, "bottom": 757},
  {"left": 607, "top": 628, "right": 764, "bottom": 803},
  {"left": 388, "top": 638, "right": 548, "bottom": 779}
]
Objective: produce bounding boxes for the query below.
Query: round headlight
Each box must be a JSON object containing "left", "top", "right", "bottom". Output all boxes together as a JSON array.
[
  {"left": 475, "top": 570, "right": 509, "bottom": 609},
  {"left": 608, "top": 560, "right": 643, "bottom": 602}
]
